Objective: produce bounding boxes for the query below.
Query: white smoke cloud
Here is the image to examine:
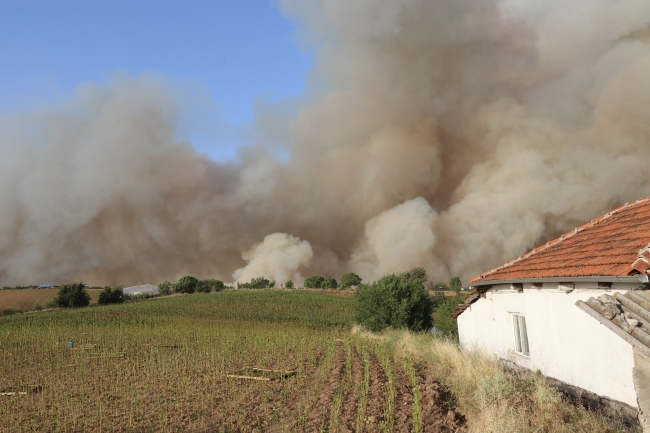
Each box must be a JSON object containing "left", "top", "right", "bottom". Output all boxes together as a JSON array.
[
  {"left": 2, "top": 0, "right": 650, "bottom": 286},
  {"left": 351, "top": 197, "right": 443, "bottom": 281},
  {"left": 232, "top": 233, "right": 313, "bottom": 286}
]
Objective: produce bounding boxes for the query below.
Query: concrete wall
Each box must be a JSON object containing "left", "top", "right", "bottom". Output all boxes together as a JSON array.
[{"left": 458, "top": 282, "right": 641, "bottom": 407}]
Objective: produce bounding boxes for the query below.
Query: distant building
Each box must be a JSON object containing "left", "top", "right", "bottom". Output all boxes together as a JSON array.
[
  {"left": 39, "top": 284, "right": 51, "bottom": 289},
  {"left": 454, "top": 196, "right": 650, "bottom": 428},
  {"left": 122, "top": 284, "right": 159, "bottom": 296}
]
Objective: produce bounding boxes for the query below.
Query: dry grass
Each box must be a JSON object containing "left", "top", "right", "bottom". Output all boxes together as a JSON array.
[
  {"left": 0, "top": 289, "right": 103, "bottom": 312},
  {"left": 384, "top": 331, "right": 638, "bottom": 433}
]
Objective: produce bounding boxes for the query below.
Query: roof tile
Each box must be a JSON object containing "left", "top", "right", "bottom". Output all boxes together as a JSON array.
[{"left": 469, "top": 196, "right": 650, "bottom": 282}]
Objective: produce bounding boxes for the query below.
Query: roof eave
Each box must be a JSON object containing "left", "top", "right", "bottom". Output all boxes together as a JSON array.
[{"left": 466, "top": 274, "right": 650, "bottom": 288}]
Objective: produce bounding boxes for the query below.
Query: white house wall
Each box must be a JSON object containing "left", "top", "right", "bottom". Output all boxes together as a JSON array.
[{"left": 458, "top": 282, "right": 640, "bottom": 407}]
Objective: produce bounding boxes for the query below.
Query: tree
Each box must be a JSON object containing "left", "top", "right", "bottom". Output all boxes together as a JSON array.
[
  {"left": 340, "top": 272, "right": 362, "bottom": 289},
  {"left": 304, "top": 276, "right": 325, "bottom": 289},
  {"left": 98, "top": 286, "right": 124, "bottom": 304},
  {"left": 431, "top": 292, "right": 466, "bottom": 338},
  {"left": 322, "top": 278, "right": 338, "bottom": 289},
  {"left": 269, "top": 281, "right": 276, "bottom": 288},
  {"left": 449, "top": 276, "right": 462, "bottom": 292},
  {"left": 355, "top": 273, "right": 433, "bottom": 333},
  {"left": 401, "top": 267, "right": 428, "bottom": 284},
  {"left": 284, "top": 280, "right": 294, "bottom": 289},
  {"left": 175, "top": 276, "right": 198, "bottom": 294},
  {"left": 196, "top": 279, "right": 225, "bottom": 293},
  {"left": 159, "top": 281, "right": 174, "bottom": 295},
  {"left": 251, "top": 277, "right": 270, "bottom": 289},
  {"left": 54, "top": 283, "right": 91, "bottom": 308}
]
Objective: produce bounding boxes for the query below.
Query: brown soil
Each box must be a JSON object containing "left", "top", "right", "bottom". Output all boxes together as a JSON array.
[{"left": 0, "top": 288, "right": 103, "bottom": 311}]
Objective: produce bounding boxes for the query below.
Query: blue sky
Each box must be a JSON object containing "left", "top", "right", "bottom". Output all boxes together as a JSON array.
[{"left": 0, "top": 0, "right": 313, "bottom": 160}]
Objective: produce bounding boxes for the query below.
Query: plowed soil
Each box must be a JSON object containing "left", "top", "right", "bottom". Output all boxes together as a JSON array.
[{"left": 215, "top": 339, "right": 467, "bottom": 432}]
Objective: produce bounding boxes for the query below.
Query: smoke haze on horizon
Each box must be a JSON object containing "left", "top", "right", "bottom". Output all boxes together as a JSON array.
[{"left": 1, "top": 0, "right": 650, "bottom": 287}]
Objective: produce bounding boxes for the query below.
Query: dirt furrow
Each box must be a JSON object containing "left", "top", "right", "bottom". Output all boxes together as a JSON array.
[
  {"left": 392, "top": 357, "right": 414, "bottom": 433},
  {"left": 361, "top": 350, "right": 388, "bottom": 431},
  {"left": 339, "top": 342, "right": 364, "bottom": 432},
  {"left": 416, "top": 366, "right": 466, "bottom": 433},
  {"left": 305, "top": 340, "right": 346, "bottom": 432}
]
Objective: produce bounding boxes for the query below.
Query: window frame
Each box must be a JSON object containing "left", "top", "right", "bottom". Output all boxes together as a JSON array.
[{"left": 511, "top": 313, "right": 530, "bottom": 357}]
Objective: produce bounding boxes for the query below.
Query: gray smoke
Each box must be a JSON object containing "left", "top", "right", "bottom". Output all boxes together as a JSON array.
[{"left": 1, "top": 0, "right": 650, "bottom": 286}]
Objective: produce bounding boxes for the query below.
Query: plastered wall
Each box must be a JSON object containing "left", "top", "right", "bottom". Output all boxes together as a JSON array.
[{"left": 457, "top": 282, "right": 640, "bottom": 407}]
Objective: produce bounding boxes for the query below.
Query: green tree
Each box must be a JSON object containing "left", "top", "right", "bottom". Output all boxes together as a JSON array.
[
  {"left": 340, "top": 272, "right": 362, "bottom": 289},
  {"left": 432, "top": 292, "right": 466, "bottom": 338},
  {"left": 304, "top": 276, "right": 325, "bottom": 289},
  {"left": 322, "top": 278, "right": 338, "bottom": 289},
  {"left": 401, "top": 267, "right": 428, "bottom": 284},
  {"left": 355, "top": 273, "right": 433, "bottom": 333},
  {"left": 98, "top": 286, "right": 124, "bottom": 304},
  {"left": 175, "top": 276, "right": 199, "bottom": 294},
  {"left": 54, "top": 283, "right": 91, "bottom": 308},
  {"left": 284, "top": 280, "right": 294, "bottom": 289},
  {"left": 269, "top": 281, "right": 276, "bottom": 288},
  {"left": 159, "top": 281, "right": 174, "bottom": 295},
  {"left": 251, "top": 277, "right": 270, "bottom": 289},
  {"left": 449, "top": 276, "right": 462, "bottom": 292}
]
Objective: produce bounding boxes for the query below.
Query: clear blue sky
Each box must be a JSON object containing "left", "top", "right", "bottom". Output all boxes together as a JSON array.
[{"left": 0, "top": 1, "right": 312, "bottom": 160}]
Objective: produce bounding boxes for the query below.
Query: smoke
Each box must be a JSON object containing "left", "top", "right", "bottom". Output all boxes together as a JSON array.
[
  {"left": 233, "top": 233, "right": 313, "bottom": 286},
  {"left": 1, "top": 0, "right": 650, "bottom": 286}
]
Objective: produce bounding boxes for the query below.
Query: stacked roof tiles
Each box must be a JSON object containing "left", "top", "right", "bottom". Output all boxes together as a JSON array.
[
  {"left": 577, "top": 291, "right": 650, "bottom": 358},
  {"left": 470, "top": 196, "right": 650, "bottom": 283}
]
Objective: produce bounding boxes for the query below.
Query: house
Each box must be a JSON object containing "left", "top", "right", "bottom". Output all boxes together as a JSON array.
[{"left": 453, "top": 196, "right": 650, "bottom": 428}]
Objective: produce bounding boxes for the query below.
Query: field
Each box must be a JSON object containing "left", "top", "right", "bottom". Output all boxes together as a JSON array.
[
  {"left": 0, "top": 291, "right": 465, "bottom": 432},
  {"left": 0, "top": 289, "right": 103, "bottom": 312}
]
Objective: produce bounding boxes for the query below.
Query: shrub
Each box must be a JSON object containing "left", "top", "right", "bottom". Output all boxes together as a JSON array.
[
  {"left": 2, "top": 308, "right": 20, "bottom": 316},
  {"left": 43, "top": 300, "right": 58, "bottom": 309},
  {"left": 431, "top": 293, "right": 465, "bottom": 338},
  {"left": 159, "top": 281, "right": 174, "bottom": 295},
  {"left": 269, "top": 281, "right": 276, "bottom": 288},
  {"left": 340, "top": 272, "right": 362, "bottom": 289},
  {"left": 401, "top": 267, "right": 428, "bottom": 284},
  {"left": 251, "top": 277, "right": 270, "bottom": 289},
  {"left": 322, "top": 278, "right": 338, "bottom": 289},
  {"left": 54, "top": 283, "right": 91, "bottom": 308},
  {"left": 98, "top": 286, "right": 124, "bottom": 304},
  {"left": 304, "top": 276, "right": 325, "bottom": 289},
  {"left": 196, "top": 279, "right": 225, "bottom": 293},
  {"left": 33, "top": 303, "right": 43, "bottom": 311},
  {"left": 175, "top": 276, "right": 198, "bottom": 294},
  {"left": 355, "top": 273, "right": 433, "bottom": 333},
  {"left": 284, "top": 280, "right": 294, "bottom": 289},
  {"left": 449, "top": 276, "right": 462, "bottom": 292}
]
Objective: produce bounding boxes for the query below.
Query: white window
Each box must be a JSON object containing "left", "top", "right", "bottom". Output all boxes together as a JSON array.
[{"left": 512, "top": 314, "right": 530, "bottom": 356}]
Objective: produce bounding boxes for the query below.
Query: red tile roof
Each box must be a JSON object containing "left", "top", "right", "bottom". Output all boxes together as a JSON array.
[{"left": 469, "top": 196, "right": 650, "bottom": 283}]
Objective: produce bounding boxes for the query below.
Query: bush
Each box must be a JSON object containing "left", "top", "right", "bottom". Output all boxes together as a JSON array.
[
  {"left": 43, "top": 299, "right": 58, "bottom": 309},
  {"left": 449, "top": 276, "right": 462, "bottom": 292},
  {"left": 269, "top": 280, "right": 276, "bottom": 288},
  {"left": 33, "top": 303, "right": 43, "bottom": 311},
  {"left": 340, "top": 272, "right": 362, "bottom": 289},
  {"left": 322, "top": 278, "right": 338, "bottom": 289},
  {"left": 159, "top": 281, "right": 174, "bottom": 295},
  {"left": 2, "top": 308, "right": 20, "bottom": 316},
  {"left": 98, "top": 286, "right": 124, "bottom": 304},
  {"left": 54, "top": 283, "right": 91, "bottom": 308},
  {"left": 284, "top": 280, "right": 294, "bottom": 289},
  {"left": 175, "top": 276, "right": 199, "bottom": 294},
  {"left": 401, "top": 267, "right": 428, "bottom": 284},
  {"left": 196, "top": 279, "right": 225, "bottom": 293},
  {"left": 355, "top": 272, "right": 433, "bottom": 333},
  {"left": 431, "top": 292, "right": 465, "bottom": 338},
  {"left": 304, "top": 276, "right": 325, "bottom": 289},
  {"left": 238, "top": 277, "right": 270, "bottom": 289}
]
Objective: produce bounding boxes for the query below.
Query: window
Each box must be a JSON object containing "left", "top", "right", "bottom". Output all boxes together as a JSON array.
[{"left": 512, "top": 314, "right": 530, "bottom": 356}]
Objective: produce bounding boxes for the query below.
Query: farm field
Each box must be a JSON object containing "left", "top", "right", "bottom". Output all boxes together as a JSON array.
[
  {"left": 0, "top": 288, "right": 103, "bottom": 312},
  {"left": 0, "top": 290, "right": 464, "bottom": 432}
]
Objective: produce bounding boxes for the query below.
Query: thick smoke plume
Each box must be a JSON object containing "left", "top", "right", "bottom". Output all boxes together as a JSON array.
[{"left": 2, "top": 0, "right": 650, "bottom": 286}]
